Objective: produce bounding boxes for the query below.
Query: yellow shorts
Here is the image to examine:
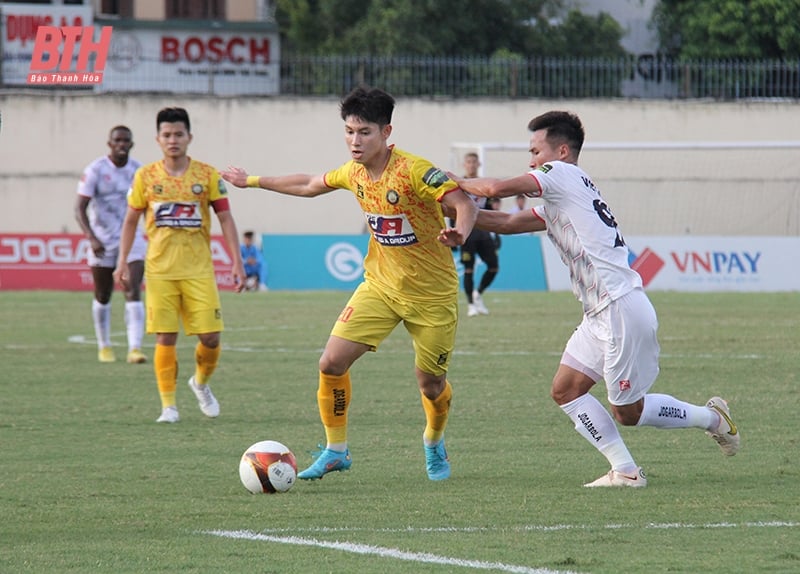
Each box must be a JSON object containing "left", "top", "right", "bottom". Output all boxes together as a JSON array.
[
  {"left": 330, "top": 281, "right": 458, "bottom": 375},
  {"left": 145, "top": 276, "right": 223, "bottom": 336}
]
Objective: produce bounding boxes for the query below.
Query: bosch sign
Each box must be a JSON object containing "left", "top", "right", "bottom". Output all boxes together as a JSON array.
[{"left": 161, "top": 35, "right": 271, "bottom": 64}]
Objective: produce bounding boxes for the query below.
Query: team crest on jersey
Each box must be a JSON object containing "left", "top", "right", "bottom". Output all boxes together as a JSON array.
[
  {"left": 537, "top": 163, "right": 553, "bottom": 174},
  {"left": 422, "top": 167, "right": 449, "bottom": 188},
  {"left": 386, "top": 189, "right": 399, "bottom": 204},
  {"left": 153, "top": 185, "right": 163, "bottom": 194},
  {"left": 191, "top": 184, "right": 203, "bottom": 195},
  {"left": 365, "top": 211, "right": 418, "bottom": 246}
]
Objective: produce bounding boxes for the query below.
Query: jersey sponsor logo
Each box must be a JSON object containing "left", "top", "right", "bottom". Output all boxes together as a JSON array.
[
  {"left": 365, "top": 212, "right": 418, "bottom": 246},
  {"left": 153, "top": 201, "right": 202, "bottom": 228},
  {"left": 422, "top": 167, "right": 449, "bottom": 188},
  {"left": 218, "top": 179, "right": 227, "bottom": 195}
]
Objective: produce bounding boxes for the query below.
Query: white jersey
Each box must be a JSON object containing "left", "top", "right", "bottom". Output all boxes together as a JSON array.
[
  {"left": 530, "top": 161, "right": 642, "bottom": 316},
  {"left": 77, "top": 156, "right": 143, "bottom": 248}
]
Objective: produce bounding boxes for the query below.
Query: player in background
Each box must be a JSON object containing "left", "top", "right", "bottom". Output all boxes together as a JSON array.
[
  {"left": 507, "top": 194, "right": 528, "bottom": 214},
  {"left": 455, "top": 152, "right": 500, "bottom": 317},
  {"left": 75, "top": 125, "right": 147, "bottom": 364},
  {"left": 222, "top": 86, "right": 478, "bottom": 481},
  {"left": 114, "top": 108, "right": 246, "bottom": 423},
  {"left": 440, "top": 111, "right": 739, "bottom": 487},
  {"left": 241, "top": 230, "right": 267, "bottom": 291}
]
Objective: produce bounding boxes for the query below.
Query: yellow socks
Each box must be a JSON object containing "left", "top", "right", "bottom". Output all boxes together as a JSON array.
[
  {"left": 422, "top": 381, "right": 452, "bottom": 444},
  {"left": 194, "top": 341, "right": 220, "bottom": 385},
  {"left": 154, "top": 343, "right": 177, "bottom": 408},
  {"left": 317, "top": 371, "right": 351, "bottom": 448}
]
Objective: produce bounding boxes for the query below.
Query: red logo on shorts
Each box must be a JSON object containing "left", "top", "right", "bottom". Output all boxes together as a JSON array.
[{"left": 619, "top": 380, "right": 631, "bottom": 391}]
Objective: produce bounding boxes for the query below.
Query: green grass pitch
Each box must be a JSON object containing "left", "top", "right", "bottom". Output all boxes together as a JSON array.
[{"left": 2, "top": 290, "right": 798, "bottom": 573}]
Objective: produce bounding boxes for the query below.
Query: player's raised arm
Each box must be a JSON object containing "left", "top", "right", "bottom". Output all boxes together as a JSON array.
[{"left": 221, "top": 166, "right": 333, "bottom": 198}]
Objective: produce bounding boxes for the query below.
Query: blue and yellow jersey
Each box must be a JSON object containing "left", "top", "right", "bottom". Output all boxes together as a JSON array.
[
  {"left": 128, "top": 159, "right": 228, "bottom": 279},
  {"left": 324, "top": 146, "right": 460, "bottom": 301}
]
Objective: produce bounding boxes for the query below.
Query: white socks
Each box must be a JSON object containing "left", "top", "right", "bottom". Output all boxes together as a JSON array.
[
  {"left": 125, "top": 301, "right": 145, "bottom": 352},
  {"left": 92, "top": 300, "right": 112, "bottom": 349},
  {"left": 94, "top": 300, "right": 146, "bottom": 352},
  {"left": 560, "top": 394, "right": 637, "bottom": 474},
  {"left": 637, "top": 393, "right": 715, "bottom": 430}
]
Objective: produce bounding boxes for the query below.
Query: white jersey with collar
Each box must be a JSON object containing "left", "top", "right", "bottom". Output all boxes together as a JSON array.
[
  {"left": 77, "top": 156, "right": 143, "bottom": 248},
  {"left": 529, "top": 160, "right": 642, "bottom": 316}
]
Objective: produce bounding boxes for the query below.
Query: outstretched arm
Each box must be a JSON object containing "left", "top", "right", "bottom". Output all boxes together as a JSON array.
[
  {"left": 221, "top": 166, "right": 333, "bottom": 198},
  {"left": 476, "top": 207, "right": 546, "bottom": 235},
  {"left": 451, "top": 173, "right": 540, "bottom": 200}
]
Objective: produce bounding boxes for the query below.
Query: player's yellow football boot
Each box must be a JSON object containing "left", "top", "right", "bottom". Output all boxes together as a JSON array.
[
  {"left": 126, "top": 348, "right": 147, "bottom": 364},
  {"left": 98, "top": 347, "right": 116, "bottom": 363}
]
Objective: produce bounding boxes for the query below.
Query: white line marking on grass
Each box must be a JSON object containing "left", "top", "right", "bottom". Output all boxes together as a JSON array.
[
  {"left": 203, "top": 529, "right": 578, "bottom": 574},
  {"left": 245, "top": 520, "right": 799, "bottom": 535},
  {"left": 59, "top": 334, "right": 767, "bottom": 361}
]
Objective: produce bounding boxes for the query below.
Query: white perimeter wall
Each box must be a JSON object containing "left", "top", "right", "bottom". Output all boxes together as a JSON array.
[{"left": 1, "top": 93, "right": 798, "bottom": 236}]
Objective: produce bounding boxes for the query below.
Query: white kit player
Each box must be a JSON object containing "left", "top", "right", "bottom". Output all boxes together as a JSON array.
[
  {"left": 444, "top": 110, "right": 740, "bottom": 487},
  {"left": 75, "top": 125, "right": 148, "bottom": 364}
]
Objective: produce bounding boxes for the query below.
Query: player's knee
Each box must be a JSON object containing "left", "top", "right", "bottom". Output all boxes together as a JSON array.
[
  {"left": 198, "top": 332, "right": 220, "bottom": 348},
  {"left": 318, "top": 355, "right": 347, "bottom": 377},
  {"left": 611, "top": 405, "right": 642, "bottom": 426}
]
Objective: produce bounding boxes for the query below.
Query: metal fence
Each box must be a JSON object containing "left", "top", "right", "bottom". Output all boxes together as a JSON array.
[
  {"left": 279, "top": 55, "right": 800, "bottom": 99},
  {"left": 4, "top": 54, "right": 800, "bottom": 99}
]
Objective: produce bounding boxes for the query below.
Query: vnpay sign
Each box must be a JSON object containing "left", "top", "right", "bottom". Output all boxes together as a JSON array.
[{"left": 630, "top": 240, "right": 763, "bottom": 289}]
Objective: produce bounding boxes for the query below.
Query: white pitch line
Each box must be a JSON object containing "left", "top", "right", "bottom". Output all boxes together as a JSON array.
[
  {"left": 203, "top": 529, "right": 578, "bottom": 574},
  {"left": 217, "top": 520, "right": 799, "bottom": 536},
  {"left": 58, "top": 335, "right": 769, "bottom": 361}
]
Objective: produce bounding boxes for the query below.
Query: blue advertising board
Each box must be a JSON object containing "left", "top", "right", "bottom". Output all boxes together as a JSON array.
[{"left": 261, "top": 234, "right": 547, "bottom": 291}]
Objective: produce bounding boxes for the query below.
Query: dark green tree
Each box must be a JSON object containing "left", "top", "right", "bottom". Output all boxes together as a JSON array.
[
  {"left": 652, "top": 0, "right": 800, "bottom": 59},
  {"left": 274, "top": 0, "right": 626, "bottom": 58}
]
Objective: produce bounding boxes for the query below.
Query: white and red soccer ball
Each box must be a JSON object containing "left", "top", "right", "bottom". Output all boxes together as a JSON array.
[{"left": 238, "top": 440, "right": 297, "bottom": 494}]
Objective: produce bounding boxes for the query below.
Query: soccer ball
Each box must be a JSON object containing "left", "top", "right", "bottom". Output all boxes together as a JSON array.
[{"left": 238, "top": 440, "right": 298, "bottom": 494}]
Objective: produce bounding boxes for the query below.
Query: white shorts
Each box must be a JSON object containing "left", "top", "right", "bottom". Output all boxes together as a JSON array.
[
  {"left": 88, "top": 234, "right": 147, "bottom": 268},
  {"left": 561, "top": 288, "right": 660, "bottom": 406}
]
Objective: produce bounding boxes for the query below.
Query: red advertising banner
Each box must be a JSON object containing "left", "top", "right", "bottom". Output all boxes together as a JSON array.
[{"left": 0, "top": 233, "right": 237, "bottom": 291}]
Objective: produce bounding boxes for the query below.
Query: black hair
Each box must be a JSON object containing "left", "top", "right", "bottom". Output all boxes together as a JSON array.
[
  {"left": 528, "top": 111, "right": 584, "bottom": 155},
  {"left": 156, "top": 107, "right": 191, "bottom": 132},
  {"left": 109, "top": 125, "right": 132, "bottom": 137},
  {"left": 340, "top": 86, "right": 394, "bottom": 126}
]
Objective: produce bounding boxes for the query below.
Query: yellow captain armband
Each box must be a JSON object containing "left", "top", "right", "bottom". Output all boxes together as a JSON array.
[{"left": 246, "top": 175, "right": 261, "bottom": 188}]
